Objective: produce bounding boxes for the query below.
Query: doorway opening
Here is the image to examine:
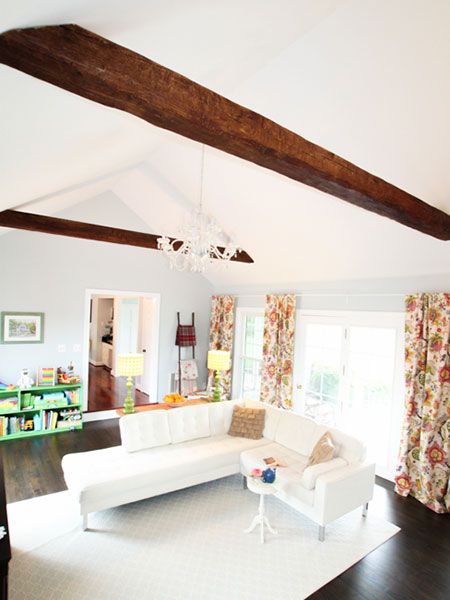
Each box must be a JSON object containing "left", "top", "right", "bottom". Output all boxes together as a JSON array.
[{"left": 83, "top": 289, "right": 160, "bottom": 413}]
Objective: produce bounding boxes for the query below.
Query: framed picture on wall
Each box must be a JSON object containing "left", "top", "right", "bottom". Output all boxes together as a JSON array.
[{"left": 0, "top": 312, "right": 45, "bottom": 344}]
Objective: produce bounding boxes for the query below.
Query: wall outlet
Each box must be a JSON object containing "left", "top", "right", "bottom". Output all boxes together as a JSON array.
[
  {"left": 58, "top": 344, "right": 66, "bottom": 353},
  {"left": 73, "top": 344, "right": 81, "bottom": 353}
]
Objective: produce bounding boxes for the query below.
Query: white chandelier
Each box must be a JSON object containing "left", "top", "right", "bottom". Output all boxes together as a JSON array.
[{"left": 157, "top": 147, "right": 240, "bottom": 273}]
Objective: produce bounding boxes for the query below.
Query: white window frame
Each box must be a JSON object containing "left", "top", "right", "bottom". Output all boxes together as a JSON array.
[{"left": 232, "top": 307, "right": 264, "bottom": 399}]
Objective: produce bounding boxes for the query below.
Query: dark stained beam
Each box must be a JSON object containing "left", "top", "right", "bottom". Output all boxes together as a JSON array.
[
  {"left": 0, "top": 210, "right": 254, "bottom": 264},
  {"left": 0, "top": 24, "right": 449, "bottom": 240}
]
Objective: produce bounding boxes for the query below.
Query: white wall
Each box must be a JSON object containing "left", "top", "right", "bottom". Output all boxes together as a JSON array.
[
  {"left": 0, "top": 195, "right": 213, "bottom": 399},
  {"left": 215, "top": 272, "right": 450, "bottom": 313}
]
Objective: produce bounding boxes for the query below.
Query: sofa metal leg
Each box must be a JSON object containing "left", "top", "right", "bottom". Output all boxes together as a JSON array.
[
  {"left": 82, "top": 514, "right": 88, "bottom": 531},
  {"left": 318, "top": 525, "right": 325, "bottom": 542},
  {"left": 362, "top": 502, "right": 369, "bottom": 517},
  {"left": 243, "top": 475, "right": 247, "bottom": 490}
]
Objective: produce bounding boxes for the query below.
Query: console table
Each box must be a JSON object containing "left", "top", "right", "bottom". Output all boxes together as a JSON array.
[
  {"left": 0, "top": 458, "right": 10, "bottom": 600},
  {"left": 116, "top": 398, "right": 210, "bottom": 417}
]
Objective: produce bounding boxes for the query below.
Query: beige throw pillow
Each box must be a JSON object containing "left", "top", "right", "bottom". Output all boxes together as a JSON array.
[
  {"left": 308, "top": 432, "right": 335, "bottom": 466},
  {"left": 228, "top": 405, "right": 266, "bottom": 440}
]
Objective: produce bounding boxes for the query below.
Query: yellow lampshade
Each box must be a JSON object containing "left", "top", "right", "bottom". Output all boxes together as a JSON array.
[
  {"left": 207, "top": 350, "right": 230, "bottom": 371},
  {"left": 118, "top": 353, "right": 145, "bottom": 377}
]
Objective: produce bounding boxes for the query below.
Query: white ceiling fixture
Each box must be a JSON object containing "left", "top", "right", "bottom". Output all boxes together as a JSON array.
[{"left": 157, "top": 146, "right": 240, "bottom": 273}]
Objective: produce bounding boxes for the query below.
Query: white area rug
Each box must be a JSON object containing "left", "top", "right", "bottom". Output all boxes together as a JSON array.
[{"left": 7, "top": 476, "right": 399, "bottom": 600}]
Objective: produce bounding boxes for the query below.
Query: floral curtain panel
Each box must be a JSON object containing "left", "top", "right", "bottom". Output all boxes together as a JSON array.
[
  {"left": 260, "top": 294, "right": 296, "bottom": 409},
  {"left": 207, "top": 295, "right": 235, "bottom": 400},
  {"left": 395, "top": 293, "right": 450, "bottom": 513}
]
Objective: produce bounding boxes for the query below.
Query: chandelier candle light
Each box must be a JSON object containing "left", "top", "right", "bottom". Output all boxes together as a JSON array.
[
  {"left": 118, "top": 353, "right": 145, "bottom": 414},
  {"left": 207, "top": 350, "right": 231, "bottom": 402},
  {"left": 157, "top": 146, "right": 240, "bottom": 272}
]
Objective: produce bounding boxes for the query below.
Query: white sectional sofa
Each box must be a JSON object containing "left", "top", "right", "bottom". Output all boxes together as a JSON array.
[{"left": 62, "top": 400, "right": 375, "bottom": 541}]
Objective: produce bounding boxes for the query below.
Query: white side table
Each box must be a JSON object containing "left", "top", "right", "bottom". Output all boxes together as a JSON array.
[{"left": 244, "top": 477, "right": 278, "bottom": 544}]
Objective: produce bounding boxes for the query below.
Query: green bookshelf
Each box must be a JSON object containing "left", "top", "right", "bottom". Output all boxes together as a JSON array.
[{"left": 0, "top": 383, "right": 83, "bottom": 441}]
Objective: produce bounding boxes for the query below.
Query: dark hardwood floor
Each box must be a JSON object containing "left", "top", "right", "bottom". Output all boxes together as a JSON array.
[
  {"left": 2, "top": 420, "right": 449, "bottom": 599},
  {"left": 87, "top": 364, "right": 151, "bottom": 412}
]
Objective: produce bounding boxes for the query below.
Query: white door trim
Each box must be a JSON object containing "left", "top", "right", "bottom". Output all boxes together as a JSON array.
[{"left": 82, "top": 288, "right": 161, "bottom": 413}]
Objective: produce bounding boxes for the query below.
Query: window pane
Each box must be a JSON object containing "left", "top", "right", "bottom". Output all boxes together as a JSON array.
[
  {"left": 303, "top": 324, "right": 343, "bottom": 425},
  {"left": 241, "top": 357, "right": 262, "bottom": 401},
  {"left": 244, "top": 315, "right": 264, "bottom": 359}
]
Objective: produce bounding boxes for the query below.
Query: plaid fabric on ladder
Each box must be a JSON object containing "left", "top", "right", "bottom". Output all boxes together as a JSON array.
[{"left": 175, "top": 324, "right": 196, "bottom": 347}]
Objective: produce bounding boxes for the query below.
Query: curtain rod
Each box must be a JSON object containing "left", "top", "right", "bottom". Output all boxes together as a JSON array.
[{"left": 224, "top": 293, "right": 406, "bottom": 298}]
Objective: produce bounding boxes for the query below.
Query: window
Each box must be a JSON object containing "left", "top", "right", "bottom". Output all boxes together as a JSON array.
[
  {"left": 232, "top": 309, "right": 264, "bottom": 400},
  {"left": 294, "top": 311, "right": 404, "bottom": 480}
]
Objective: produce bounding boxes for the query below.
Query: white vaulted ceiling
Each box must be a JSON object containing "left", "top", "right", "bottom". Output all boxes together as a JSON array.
[{"left": 1, "top": 0, "right": 449, "bottom": 287}]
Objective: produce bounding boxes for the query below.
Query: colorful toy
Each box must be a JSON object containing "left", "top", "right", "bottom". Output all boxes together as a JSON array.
[
  {"left": 17, "top": 368, "right": 34, "bottom": 389},
  {"left": 57, "top": 362, "right": 81, "bottom": 385}
]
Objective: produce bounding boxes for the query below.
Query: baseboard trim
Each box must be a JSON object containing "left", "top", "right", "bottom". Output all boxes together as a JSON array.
[{"left": 89, "top": 361, "right": 104, "bottom": 367}]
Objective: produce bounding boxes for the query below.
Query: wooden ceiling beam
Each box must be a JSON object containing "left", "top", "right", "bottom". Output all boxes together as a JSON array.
[
  {"left": 0, "top": 210, "right": 254, "bottom": 264},
  {"left": 0, "top": 24, "right": 449, "bottom": 240}
]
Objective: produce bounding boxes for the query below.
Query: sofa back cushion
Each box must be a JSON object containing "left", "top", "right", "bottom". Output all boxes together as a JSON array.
[
  {"left": 262, "top": 406, "right": 282, "bottom": 440},
  {"left": 168, "top": 404, "right": 211, "bottom": 443},
  {"left": 328, "top": 427, "right": 366, "bottom": 464},
  {"left": 275, "top": 412, "right": 327, "bottom": 456},
  {"left": 120, "top": 410, "right": 171, "bottom": 453},
  {"left": 209, "top": 400, "right": 240, "bottom": 436}
]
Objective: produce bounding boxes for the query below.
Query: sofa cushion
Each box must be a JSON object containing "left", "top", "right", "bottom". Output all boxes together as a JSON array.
[
  {"left": 208, "top": 400, "right": 239, "bottom": 436},
  {"left": 240, "top": 441, "right": 308, "bottom": 478},
  {"left": 301, "top": 457, "right": 347, "bottom": 490},
  {"left": 275, "top": 412, "right": 327, "bottom": 456},
  {"left": 62, "top": 434, "right": 270, "bottom": 505},
  {"left": 119, "top": 410, "right": 171, "bottom": 453},
  {"left": 228, "top": 405, "right": 266, "bottom": 439},
  {"left": 168, "top": 404, "right": 210, "bottom": 443}
]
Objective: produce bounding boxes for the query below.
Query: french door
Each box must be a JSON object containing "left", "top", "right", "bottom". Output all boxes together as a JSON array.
[{"left": 293, "top": 311, "right": 405, "bottom": 480}]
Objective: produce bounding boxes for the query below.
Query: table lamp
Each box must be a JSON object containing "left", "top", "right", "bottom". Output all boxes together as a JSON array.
[
  {"left": 207, "top": 350, "right": 230, "bottom": 402},
  {"left": 118, "top": 353, "right": 144, "bottom": 414}
]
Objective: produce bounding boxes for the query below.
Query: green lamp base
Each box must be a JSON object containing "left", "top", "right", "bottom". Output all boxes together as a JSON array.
[
  {"left": 123, "top": 375, "right": 136, "bottom": 414},
  {"left": 212, "top": 370, "right": 221, "bottom": 402}
]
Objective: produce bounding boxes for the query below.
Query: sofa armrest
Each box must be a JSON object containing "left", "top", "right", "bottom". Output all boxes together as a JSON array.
[
  {"left": 314, "top": 461, "right": 375, "bottom": 525},
  {"left": 301, "top": 457, "right": 347, "bottom": 490}
]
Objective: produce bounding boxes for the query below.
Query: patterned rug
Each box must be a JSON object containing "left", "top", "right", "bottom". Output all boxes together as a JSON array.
[{"left": 7, "top": 475, "right": 399, "bottom": 600}]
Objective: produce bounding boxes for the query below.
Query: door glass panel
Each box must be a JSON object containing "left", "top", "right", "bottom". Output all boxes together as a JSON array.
[
  {"left": 303, "top": 324, "right": 343, "bottom": 425},
  {"left": 343, "top": 326, "right": 397, "bottom": 469}
]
